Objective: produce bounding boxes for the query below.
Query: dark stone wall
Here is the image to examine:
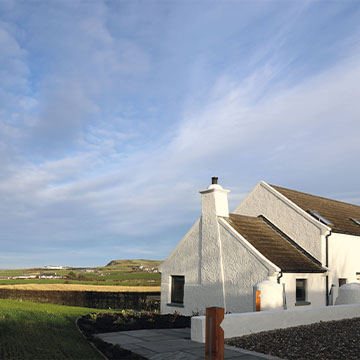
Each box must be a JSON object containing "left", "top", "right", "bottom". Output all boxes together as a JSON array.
[{"left": 0, "top": 289, "right": 160, "bottom": 310}]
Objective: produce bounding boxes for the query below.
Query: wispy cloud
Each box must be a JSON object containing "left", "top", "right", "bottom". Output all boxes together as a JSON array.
[{"left": 0, "top": 1, "right": 359, "bottom": 267}]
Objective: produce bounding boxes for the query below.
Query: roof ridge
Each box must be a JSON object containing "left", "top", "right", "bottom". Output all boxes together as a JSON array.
[
  {"left": 228, "top": 213, "right": 261, "bottom": 220},
  {"left": 270, "top": 184, "right": 360, "bottom": 209}
]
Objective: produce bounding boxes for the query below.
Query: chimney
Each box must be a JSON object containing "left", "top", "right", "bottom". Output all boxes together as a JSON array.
[{"left": 199, "top": 177, "right": 230, "bottom": 218}]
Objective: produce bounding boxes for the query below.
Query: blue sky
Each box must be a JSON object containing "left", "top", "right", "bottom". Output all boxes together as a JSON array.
[{"left": 1, "top": 0, "right": 360, "bottom": 268}]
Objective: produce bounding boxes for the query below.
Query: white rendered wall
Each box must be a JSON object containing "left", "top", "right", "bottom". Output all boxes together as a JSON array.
[
  {"left": 219, "top": 223, "right": 271, "bottom": 313},
  {"left": 160, "top": 219, "right": 273, "bottom": 315},
  {"left": 234, "top": 182, "right": 329, "bottom": 262},
  {"left": 191, "top": 304, "right": 360, "bottom": 343},
  {"left": 280, "top": 273, "right": 326, "bottom": 309},
  {"left": 160, "top": 187, "right": 229, "bottom": 316},
  {"left": 160, "top": 186, "right": 277, "bottom": 315},
  {"left": 159, "top": 219, "right": 202, "bottom": 315},
  {"left": 328, "top": 232, "right": 360, "bottom": 302}
]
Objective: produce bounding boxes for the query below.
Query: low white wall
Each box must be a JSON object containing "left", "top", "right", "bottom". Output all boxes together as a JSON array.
[
  {"left": 336, "top": 283, "right": 360, "bottom": 305},
  {"left": 191, "top": 304, "right": 360, "bottom": 343}
]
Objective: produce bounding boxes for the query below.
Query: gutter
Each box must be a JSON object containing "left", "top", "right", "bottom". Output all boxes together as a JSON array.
[{"left": 325, "top": 229, "right": 332, "bottom": 306}]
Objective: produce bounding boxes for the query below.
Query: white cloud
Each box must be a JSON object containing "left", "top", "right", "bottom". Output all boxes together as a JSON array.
[
  {"left": 0, "top": 1, "right": 359, "bottom": 267},
  {"left": 0, "top": 24, "right": 28, "bottom": 88}
]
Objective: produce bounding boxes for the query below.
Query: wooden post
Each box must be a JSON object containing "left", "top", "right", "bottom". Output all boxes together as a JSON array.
[
  {"left": 205, "top": 307, "right": 224, "bottom": 360},
  {"left": 256, "top": 290, "right": 261, "bottom": 311}
]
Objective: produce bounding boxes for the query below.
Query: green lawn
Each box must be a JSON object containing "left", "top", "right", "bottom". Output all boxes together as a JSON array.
[{"left": 0, "top": 299, "right": 104, "bottom": 360}]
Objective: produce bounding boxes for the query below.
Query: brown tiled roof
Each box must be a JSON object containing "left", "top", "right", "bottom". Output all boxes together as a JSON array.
[
  {"left": 225, "top": 214, "right": 325, "bottom": 273},
  {"left": 272, "top": 185, "right": 360, "bottom": 236}
]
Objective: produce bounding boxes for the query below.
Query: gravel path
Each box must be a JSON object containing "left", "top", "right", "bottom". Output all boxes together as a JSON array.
[{"left": 225, "top": 317, "right": 360, "bottom": 360}]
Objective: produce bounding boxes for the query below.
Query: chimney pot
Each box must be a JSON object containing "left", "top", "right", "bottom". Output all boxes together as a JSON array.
[{"left": 212, "top": 177, "right": 218, "bottom": 185}]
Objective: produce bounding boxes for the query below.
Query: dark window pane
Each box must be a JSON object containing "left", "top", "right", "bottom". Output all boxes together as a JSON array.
[
  {"left": 296, "top": 279, "right": 306, "bottom": 302},
  {"left": 171, "top": 276, "right": 184, "bottom": 304},
  {"left": 339, "top": 278, "right": 347, "bottom": 287}
]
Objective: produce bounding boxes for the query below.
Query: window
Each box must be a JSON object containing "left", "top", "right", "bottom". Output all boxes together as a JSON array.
[
  {"left": 350, "top": 218, "right": 360, "bottom": 226},
  {"left": 338, "top": 278, "right": 347, "bottom": 287},
  {"left": 307, "top": 210, "right": 332, "bottom": 226},
  {"left": 296, "top": 279, "right": 306, "bottom": 302},
  {"left": 171, "top": 275, "right": 184, "bottom": 305}
]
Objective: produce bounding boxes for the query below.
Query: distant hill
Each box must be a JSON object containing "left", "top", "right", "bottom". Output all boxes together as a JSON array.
[{"left": 105, "top": 259, "right": 162, "bottom": 268}]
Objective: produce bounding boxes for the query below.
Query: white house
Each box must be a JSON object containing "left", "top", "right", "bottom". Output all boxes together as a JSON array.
[{"left": 159, "top": 178, "right": 360, "bottom": 315}]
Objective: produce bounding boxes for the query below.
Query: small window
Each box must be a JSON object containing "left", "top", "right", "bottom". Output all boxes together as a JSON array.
[
  {"left": 350, "top": 218, "right": 360, "bottom": 226},
  {"left": 296, "top": 279, "right": 307, "bottom": 302},
  {"left": 308, "top": 210, "right": 332, "bottom": 226},
  {"left": 171, "top": 275, "right": 184, "bottom": 304},
  {"left": 338, "top": 278, "right": 347, "bottom": 287}
]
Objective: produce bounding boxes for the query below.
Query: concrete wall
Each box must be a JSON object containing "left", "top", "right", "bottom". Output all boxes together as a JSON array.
[
  {"left": 328, "top": 232, "right": 360, "bottom": 301},
  {"left": 234, "top": 182, "right": 329, "bottom": 262},
  {"left": 280, "top": 272, "right": 326, "bottom": 309},
  {"left": 191, "top": 304, "right": 360, "bottom": 343}
]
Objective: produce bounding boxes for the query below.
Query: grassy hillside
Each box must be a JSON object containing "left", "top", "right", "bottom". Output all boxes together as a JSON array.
[
  {"left": 0, "top": 259, "right": 162, "bottom": 287},
  {"left": 104, "top": 259, "right": 162, "bottom": 269},
  {"left": 0, "top": 299, "right": 104, "bottom": 360}
]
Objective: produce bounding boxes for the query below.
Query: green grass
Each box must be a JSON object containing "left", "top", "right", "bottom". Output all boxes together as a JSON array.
[
  {"left": 0, "top": 278, "right": 159, "bottom": 286},
  {"left": 0, "top": 299, "right": 104, "bottom": 360},
  {"left": 0, "top": 259, "right": 162, "bottom": 287}
]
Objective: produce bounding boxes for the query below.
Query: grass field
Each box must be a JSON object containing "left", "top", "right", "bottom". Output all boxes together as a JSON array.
[
  {"left": 0, "top": 299, "right": 104, "bottom": 360},
  {"left": 0, "top": 283, "right": 161, "bottom": 292},
  {"left": 0, "top": 259, "right": 162, "bottom": 287}
]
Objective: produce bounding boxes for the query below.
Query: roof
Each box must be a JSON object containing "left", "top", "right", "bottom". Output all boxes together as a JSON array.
[
  {"left": 225, "top": 214, "right": 326, "bottom": 273},
  {"left": 272, "top": 185, "right": 360, "bottom": 236}
]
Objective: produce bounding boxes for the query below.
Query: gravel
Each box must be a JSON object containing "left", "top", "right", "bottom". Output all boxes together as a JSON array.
[{"left": 225, "top": 317, "right": 360, "bottom": 360}]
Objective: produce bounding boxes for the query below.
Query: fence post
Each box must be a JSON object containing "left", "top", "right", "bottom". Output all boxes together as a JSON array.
[{"left": 205, "top": 307, "right": 224, "bottom": 360}]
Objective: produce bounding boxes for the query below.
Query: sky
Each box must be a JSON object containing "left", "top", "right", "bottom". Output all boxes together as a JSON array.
[{"left": 1, "top": 0, "right": 360, "bottom": 268}]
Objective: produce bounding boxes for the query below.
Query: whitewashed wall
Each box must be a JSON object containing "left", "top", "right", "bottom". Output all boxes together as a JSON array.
[
  {"left": 159, "top": 216, "right": 274, "bottom": 315},
  {"left": 160, "top": 184, "right": 279, "bottom": 316},
  {"left": 217, "top": 222, "right": 271, "bottom": 313},
  {"left": 328, "top": 233, "right": 360, "bottom": 302},
  {"left": 280, "top": 272, "right": 326, "bottom": 309},
  {"left": 191, "top": 304, "right": 360, "bottom": 342},
  {"left": 234, "top": 182, "right": 329, "bottom": 263},
  {"left": 159, "top": 219, "right": 202, "bottom": 315}
]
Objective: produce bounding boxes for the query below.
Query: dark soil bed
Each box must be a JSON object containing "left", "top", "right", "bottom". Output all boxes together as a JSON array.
[
  {"left": 78, "top": 311, "right": 191, "bottom": 359},
  {"left": 225, "top": 317, "right": 360, "bottom": 360}
]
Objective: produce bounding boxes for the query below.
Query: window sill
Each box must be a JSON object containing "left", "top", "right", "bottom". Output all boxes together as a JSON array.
[
  {"left": 295, "top": 301, "right": 311, "bottom": 306},
  {"left": 167, "top": 303, "right": 184, "bottom": 308}
]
